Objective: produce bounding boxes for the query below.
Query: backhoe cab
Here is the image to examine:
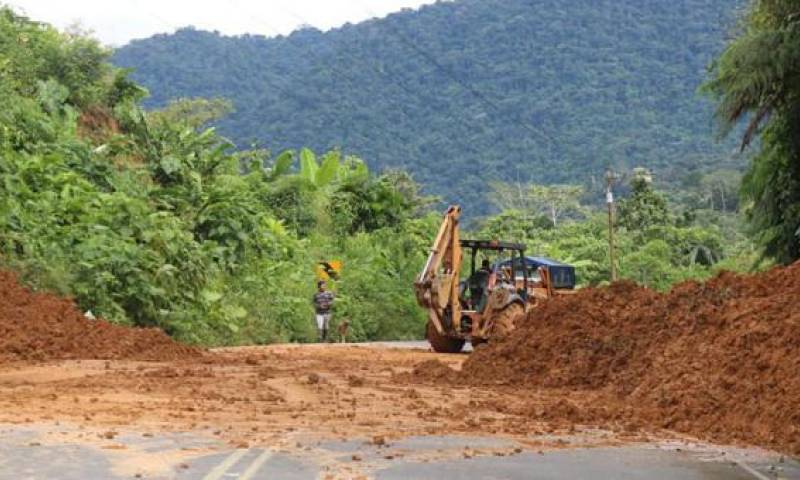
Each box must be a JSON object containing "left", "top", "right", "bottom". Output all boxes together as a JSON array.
[{"left": 414, "top": 205, "right": 575, "bottom": 353}]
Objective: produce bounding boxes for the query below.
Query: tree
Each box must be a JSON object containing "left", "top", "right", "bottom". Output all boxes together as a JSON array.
[
  {"left": 150, "top": 97, "right": 233, "bottom": 129},
  {"left": 617, "top": 168, "right": 670, "bottom": 232},
  {"left": 619, "top": 239, "right": 674, "bottom": 290},
  {"left": 477, "top": 209, "right": 553, "bottom": 246},
  {"left": 699, "top": 169, "right": 741, "bottom": 212},
  {"left": 704, "top": 0, "right": 800, "bottom": 263},
  {"left": 532, "top": 184, "right": 584, "bottom": 227},
  {"left": 489, "top": 182, "right": 583, "bottom": 227},
  {"left": 489, "top": 181, "right": 538, "bottom": 214}
]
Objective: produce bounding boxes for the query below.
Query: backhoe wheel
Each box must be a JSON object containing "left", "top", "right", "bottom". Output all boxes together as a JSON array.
[
  {"left": 470, "top": 337, "right": 487, "bottom": 350},
  {"left": 489, "top": 303, "right": 524, "bottom": 342},
  {"left": 426, "top": 321, "right": 465, "bottom": 353}
]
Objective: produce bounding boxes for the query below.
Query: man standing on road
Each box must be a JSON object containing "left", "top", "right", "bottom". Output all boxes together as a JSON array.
[{"left": 312, "top": 280, "right": 335, "bottom": 342}]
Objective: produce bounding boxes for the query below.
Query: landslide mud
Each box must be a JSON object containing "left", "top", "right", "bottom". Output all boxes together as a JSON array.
[
  {"left": 462, "top": 263, "right": 800, "bottom": 455},
  {"left": 0, "top": 345, "right": 637, "bottom": 456},
  {"left": 0, "top": 271, "right": 200, "bottom": 362},
  {"left": 0, "top": 266, "right": 798, "bottom": 458}
]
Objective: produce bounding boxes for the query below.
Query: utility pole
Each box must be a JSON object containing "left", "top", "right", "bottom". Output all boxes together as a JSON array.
[{"left": 605, "top": 169, "right": 617, "bottom": 282}]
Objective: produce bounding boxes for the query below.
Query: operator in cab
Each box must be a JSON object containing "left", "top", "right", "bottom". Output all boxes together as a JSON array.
[{"left": 466, "top": 259, "right": 492, "bottom": 311}]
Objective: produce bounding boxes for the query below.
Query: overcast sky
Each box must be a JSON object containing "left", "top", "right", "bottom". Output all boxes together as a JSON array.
[{"left": 8, "top": 0, "right": 439, "bottom": 46}]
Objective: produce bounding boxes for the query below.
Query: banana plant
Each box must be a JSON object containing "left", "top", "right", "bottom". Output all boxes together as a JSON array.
[
  {"left": 269, "top": 150, "right": 294, "bottom": 179},
  {"left": 269, "top": 148, "right": 342, "bottom": 188}
]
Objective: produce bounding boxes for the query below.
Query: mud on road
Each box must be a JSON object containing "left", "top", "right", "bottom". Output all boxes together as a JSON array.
[
  {"left": 1, "top": 263, "right": 799, "bottom": 474},
  {"left": 3, "top": 342, "right": 800, "bottom": 480},
  {"left": 0, "top": 344, "right": 640, "bottom": 452},
  {"left": 0, "top": 268, "right": 629, "bottom": 455}
]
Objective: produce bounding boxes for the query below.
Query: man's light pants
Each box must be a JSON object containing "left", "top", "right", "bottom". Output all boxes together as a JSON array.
[{"left": 316, "top": 312, "right": 331, "bottom": 341}]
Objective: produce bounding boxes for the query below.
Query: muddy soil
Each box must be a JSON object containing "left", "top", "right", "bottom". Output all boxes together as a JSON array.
[
  {"left": 0, "top": 344, "right": 654, "bottom": 453},
  {"left": 1, "top": 267, "right": 797, "bottom": 457},
  {"left": 0, "top": 271, "right": 199, "bottom": 362},
  {"left": 462, "top": 262, "right": 800, "bottom": 455}
]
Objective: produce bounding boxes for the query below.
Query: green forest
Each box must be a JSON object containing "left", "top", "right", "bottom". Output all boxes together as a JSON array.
[
  {"left": 112, "top": 0, "right": 744, "bottom": 215},
  {"left": 0, "top": 7, "right": 435, "bottom": 345},
  {"left": 1, "top": 0, "right": 798, "bottom": 347}
]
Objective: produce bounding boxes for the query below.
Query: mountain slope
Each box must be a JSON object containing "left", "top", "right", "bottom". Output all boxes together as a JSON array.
[{"left": 113, "top": 0, "right": 743, "bottom": 213}]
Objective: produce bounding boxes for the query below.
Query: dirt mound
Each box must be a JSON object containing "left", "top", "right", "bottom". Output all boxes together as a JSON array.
[
  {"left": 408, "top": 359, "right": 457, "bottom": 382},
  {"left": 462, "top": 263, "right": 800, "bottom": 454},
  {"left": 0, "top": 271, "right": 202, "bottom": 362}
]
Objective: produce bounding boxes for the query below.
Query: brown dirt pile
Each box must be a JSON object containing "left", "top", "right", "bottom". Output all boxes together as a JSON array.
[
  {"left": 408, "top": 359, "right": 457, "bottom": 381},
  {"left": 0, "top": 270, "right": 201, "bottom": 362},
  {"left": 462, "top": 263, "right": 800, "bottom": 454}
]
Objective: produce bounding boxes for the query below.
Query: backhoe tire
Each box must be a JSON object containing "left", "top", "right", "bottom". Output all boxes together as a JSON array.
[
  {"left": 489, "top": 302, "right": 524, "bottom": 342},
  {"left": 426, "top": 321, "right": 465, "bottom": 353},
  {"left": 470, "top": 338, "right": 487, "bottom": 350}
]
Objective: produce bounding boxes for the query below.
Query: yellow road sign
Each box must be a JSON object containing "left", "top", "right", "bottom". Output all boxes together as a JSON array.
[{"left": 315, "top": 260, "right": 342, "bottom": 280}]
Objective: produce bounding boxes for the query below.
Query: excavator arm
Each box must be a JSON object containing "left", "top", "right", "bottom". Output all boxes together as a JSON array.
[{"left": 414, "top": 205, "right": 463, "bottom": 336}]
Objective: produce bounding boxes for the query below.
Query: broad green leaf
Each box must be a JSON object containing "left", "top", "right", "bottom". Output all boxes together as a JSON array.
[
  {"left": 271, "top": 150, "right": 294, "bottom": 178},
  {"left": 226, "top": 305, "right": 248, "bottom": 319},
  {"left": 316, "top": 151, "right": 340, "bottom": 186},
  {"left": 148, "top": 286, "right": 167, "bottom": 296},
  {"left": 299, "top": 148, "right": 318, "bottom": 183},
  {"left": 160, "top": 156, "right": 181, "bottom": 175},
  {"left": 202, "top": 290, "right": 223, "bottom": 303}
]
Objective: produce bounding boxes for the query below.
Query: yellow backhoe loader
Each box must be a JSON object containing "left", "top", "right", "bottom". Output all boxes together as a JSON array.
[{"left": 414, "top": 205, "right": 576, "bottom": 352}]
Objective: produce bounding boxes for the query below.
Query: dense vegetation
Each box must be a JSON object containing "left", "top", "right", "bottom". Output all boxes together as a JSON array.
[
  {"left": 0, "top": 3, "right": 778, "bottom": 348},
  {"left": 0, "top": 7, "right": 434, "bottom": 345},
  {"left": 704, "top": 0, "right": 800, "bottom": 263},
  {"left": 477, "top": 168, "right": 758, "bottom": 291},
  {"left": 113, "top": 0, "right": 744, "bottom": 215}
]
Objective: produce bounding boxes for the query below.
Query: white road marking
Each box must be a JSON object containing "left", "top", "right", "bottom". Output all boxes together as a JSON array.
[
  {"left": 735, "top": 460, "right": 773, "bottom": 480},
  {"left": 202, "top": 449, "right": 248, "bottom": 480},
  {"left": 239, "top": 449, "right": 274, "bottom": 480}
]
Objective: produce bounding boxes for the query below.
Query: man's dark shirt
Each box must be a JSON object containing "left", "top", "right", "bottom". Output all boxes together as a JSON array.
[{"left": 313, "top": 291, "right": 335, "bottom": 313}]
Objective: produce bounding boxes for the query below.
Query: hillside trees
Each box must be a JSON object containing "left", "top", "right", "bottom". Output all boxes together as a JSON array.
[
  {"left": 490, "top": 182, "right": 583, "bottom": 227},
  {"left": 149, "top": 97, "right": 234, "bottom": 128},
  {"left": 617, "top": 168, "right": 670, "bottom": 233},
  {"left": 112, "top": 0, "right": 742, "bottom": 215},
  {"left": 478, "top": 168, "right": 748, "bottom": 290},
  {"left": 704, "top": 0, "right": 800, "bottom": 263}
]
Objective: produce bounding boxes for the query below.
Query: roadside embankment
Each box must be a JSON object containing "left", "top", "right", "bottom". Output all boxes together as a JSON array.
[{"left": 0, "top": 270, "right": 201, "bottom": 362}]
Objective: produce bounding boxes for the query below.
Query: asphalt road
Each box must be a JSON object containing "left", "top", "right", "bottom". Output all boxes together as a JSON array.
[{"left": 0, "top": 424, "right": 797, "bottom": 480}]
